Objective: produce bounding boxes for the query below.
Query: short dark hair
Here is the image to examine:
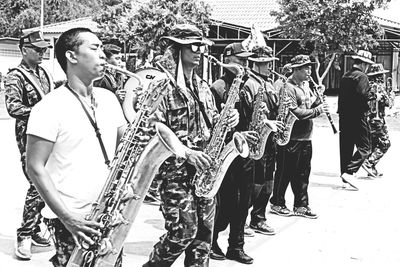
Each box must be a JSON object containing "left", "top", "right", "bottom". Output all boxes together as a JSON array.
[
  {"left": 55, "top": 27, "right": 93, "bottom": 73},
  {"left": 103, "top": 44, "right": 121, "bottom": 59}
]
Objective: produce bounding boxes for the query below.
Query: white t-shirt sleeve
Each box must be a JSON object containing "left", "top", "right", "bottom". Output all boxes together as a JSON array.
[{"left": 27, "top": 99, "right": 59, "bottom": 142}]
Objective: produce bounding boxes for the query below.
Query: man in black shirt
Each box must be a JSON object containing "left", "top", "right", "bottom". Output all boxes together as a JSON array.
[{"left": 338, "top": 50, "right": 374, "bottom": 190}]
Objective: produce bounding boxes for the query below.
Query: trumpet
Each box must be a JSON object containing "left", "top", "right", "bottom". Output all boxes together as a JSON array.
[{"left": 309, "top": 77, "right": 338, "bottom": 134}]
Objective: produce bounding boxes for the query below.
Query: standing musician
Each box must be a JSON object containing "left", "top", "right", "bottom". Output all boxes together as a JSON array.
[
  {"left": 209, "top": 42, "right": 257, "bottom": 264},
  {"left": 362, "top": 63, "right": 392, "bottom": 177},
  {"left": 4, "top": 30, "right": 53, "bottom": 260},
  {"left": 25, "top": 28, "right": 127, "bottom": 267},
  {"left": 142, "top": 24, "right": 239, "bottom": 267},
  {"left": 338, "top": 50, "right": 374, "bottom": 189},
  {"left": 246, "top": 46, "right": 282, "bottom": 235},
  {"left": 270, "top": 55, "right": 329, "bottom": 219}
]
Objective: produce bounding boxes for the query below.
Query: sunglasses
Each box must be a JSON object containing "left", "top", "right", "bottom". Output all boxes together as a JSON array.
[
  {"left": 189, "top": 44, "right": 207, "bottom": 53},
  {"left": 25, "top": 45, "right": 47, "bottom": 53}
]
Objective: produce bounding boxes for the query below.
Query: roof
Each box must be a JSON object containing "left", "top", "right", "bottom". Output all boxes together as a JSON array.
[
  {"left": 22, "top": 17, "right": 99, "bottom": 35},
  {"left": 205, "top": 0, "right": 279, "bottom": 31}
]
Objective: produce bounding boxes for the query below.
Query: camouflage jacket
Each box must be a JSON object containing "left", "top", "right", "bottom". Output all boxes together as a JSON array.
[
  {"left": 93, "top": 69, "right": 118, "bottom": 93},
  {"left": 4, "top": 60, "right": 52, "bottom": 158}
]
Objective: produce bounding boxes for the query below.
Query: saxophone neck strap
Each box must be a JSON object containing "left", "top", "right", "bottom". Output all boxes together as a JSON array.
[{"left": 65, "top": 83, "right": 110, "bottom": 166}]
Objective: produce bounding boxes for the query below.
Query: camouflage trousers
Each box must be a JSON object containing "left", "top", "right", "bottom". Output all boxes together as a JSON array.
[
  {"left": 44, "top": 218, "right": 123, "bottom": 267},
  {"left": 366, "top": 118, "right": 391, "bottom": 167},
  {"left": 145, "top": 163, "right": 216, "bottom": 267},
  {"left": 17, "top": 158, "right": 45, "bottom": 241}
]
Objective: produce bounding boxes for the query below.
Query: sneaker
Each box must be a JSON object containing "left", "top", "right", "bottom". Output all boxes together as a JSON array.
[
  {"left": 361, "top": 164, "right": 377, "bottom": 178},
  {"left": 31, "top": 233, "right": 51, "bottom": 247},
  {"left": 15, "top": 237, "right": 32, "bottom": 260},
  {"left": 293, "top": 206, "right": 318, "bottom": 219},
  {"left": 270, "top": 205, "right": 292, "bottom": 217},
  {"left": 244, "top": 224, "right": 255, "bottom": 237},
  {"left": 249, "top": 221, "right": 275, "bottom": 235},
  {"left": 341, "top": 172, "right": 359, "bottom": 190},
  {"left": 371, "top": 166, "right": 383, "bottom": 177},
  {"left": 210, "top": 244, "right": 226, "bottom": 261}
]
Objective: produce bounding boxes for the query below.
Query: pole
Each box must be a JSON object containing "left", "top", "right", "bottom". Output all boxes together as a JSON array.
[{"left": 40, "top": 0, "right": 44, "bottom": 33}]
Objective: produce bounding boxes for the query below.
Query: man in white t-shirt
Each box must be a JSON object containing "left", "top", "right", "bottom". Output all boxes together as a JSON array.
[{"left": 26, "top": 28, "right": 126, "bottom": 267}]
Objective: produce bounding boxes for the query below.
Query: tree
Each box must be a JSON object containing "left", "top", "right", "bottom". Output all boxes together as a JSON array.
[
  {"left": 0, "top": 0, "right": 103, "bottom": 37},
  {"left": 94, "top": 0, "right": 212, "bottom": 61},
  {"left": 271, "top": 0, "right": 391, "bottom": 85}
]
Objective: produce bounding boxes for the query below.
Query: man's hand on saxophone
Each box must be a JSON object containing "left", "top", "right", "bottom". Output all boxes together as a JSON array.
[
  {"left": 227, "top": 108, "right": 240, "bottom": 128},
  {"left": 241, "top": 131, "right": 259, "bottom": 145},
  {"left": 61, "top": 212, "right": 103, "bottom": 248},
  {"left": 185, "top": 149, "right": 212, "bottom": 172}
]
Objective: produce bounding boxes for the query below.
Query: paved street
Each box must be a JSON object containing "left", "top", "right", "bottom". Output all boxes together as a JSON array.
[{"left": 0, "top": 93, "right": 399, "bottom": 267}]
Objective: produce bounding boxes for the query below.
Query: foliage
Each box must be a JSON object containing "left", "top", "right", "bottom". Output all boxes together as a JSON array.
[
  {"left": 271, "top": 0, "right": 391, "bottom": 82},
  {"left": 0, "top": 0, "right": 103, "bottom": 37},
  {"left": 94, "top": 0, "right": 212, "bottom": 60}
]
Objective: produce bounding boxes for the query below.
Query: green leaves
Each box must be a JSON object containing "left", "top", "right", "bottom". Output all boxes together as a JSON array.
[{"left": 94, "top": 0, "right": 212, "bottom": 61}]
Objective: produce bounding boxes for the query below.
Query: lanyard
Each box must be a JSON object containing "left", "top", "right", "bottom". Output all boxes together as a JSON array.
[{"left": 65, "top": 83, "right": 110, "bottom": 166}]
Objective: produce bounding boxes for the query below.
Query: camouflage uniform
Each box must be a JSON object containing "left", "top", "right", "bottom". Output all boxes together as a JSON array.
[
  {"left": 365, "top": 81, "right": 392, "bottom": 168},
  {"left": 93, "top": 68, "right": 119, "bottom": 93},
  {"left": 145, "top": 68, "right": 218, "bottom": 267},
  {"left": 5, "top": 60, "right": 52, "bottom": 241}
]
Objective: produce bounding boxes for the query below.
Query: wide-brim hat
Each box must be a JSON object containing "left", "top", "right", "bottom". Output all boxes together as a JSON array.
[
  {"left": 248, "top": 46, "right": 278, "bottom": 62},
  {"left": 161, "top": 24, "right": 213, "bottom": 46},
  {"left": 367, "top": 63, "right": 389, "bottom": 76},
  {"left": 351, "top": 50, "right": 374, "bottom": 64},
  {"left": 20, "top": 30, "right": 53, "bottom": 48},
  {"left": 223, "top": 42, "right": 254, "bottom": 58},
  {"left": 290, "top": 55, "right": 316, "bottom": 68}
]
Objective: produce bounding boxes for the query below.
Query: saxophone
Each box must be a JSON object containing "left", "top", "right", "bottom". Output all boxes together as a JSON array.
[
  {"left": 246, "top": 69, "right": 277, "bottom": 160},
  {"left": 192, "top": 55, "right": 249, "bottom": 199},
  {"left": 270, "top": 69, "right": 298, "bottom": 146},
  {"left": 67, "top": 65, "right": 188, "bottom": 267}
]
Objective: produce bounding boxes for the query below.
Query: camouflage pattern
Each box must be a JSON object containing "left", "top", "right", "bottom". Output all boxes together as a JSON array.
[
  {"left": 17, "top": 160, "right": 45, "bottom": 240},
  {"left": 365, "top": 80, "right": 392, "bottom": 167},
  {"left": 44, "top": 219, "right": 122, "bottom": 267},
  {"left": 147, "top": 163, "right": 215, "bottom": 267},
  {"left": 93, "top": 69, "right": 119, "bottom": 93},
  {"left": 145, "top": 55, "right": 218, "bottom": 266},
  {"left": 366, "top": 118, "right": 390, "bottom": 167},
  {"left": 5, "top": 60, "right": 51, "bottom": 240},
  {"left": 5, "top": 60, "right": 51, "bottom": 160}
]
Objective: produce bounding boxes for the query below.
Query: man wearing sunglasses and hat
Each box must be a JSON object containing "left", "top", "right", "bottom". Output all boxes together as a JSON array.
[
  {"left": 338, "top": 50, "right": 375, "bottom": 189},
  {"left": 362, "top": 63, "right": 393, "bottom": 177},
  {"left": 143, "top": 24, "right": 239, "bottom": 267},
  {"left": 4, "top": 30, "right": 53, "bottom": 260},
  {"left": 209, "top": 42, "right": 258, "bottom": 264},
  {"left": 270, "top": 55, "right": 329, "bottom": 219}
]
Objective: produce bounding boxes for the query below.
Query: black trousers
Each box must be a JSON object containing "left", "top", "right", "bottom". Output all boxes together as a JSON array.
[
  {"left": 339, "top": 115, "right": 371, "bottom": 174},
  {"left": 213, "top": 157, "right": 254, "bottom": 251},
  {"left": 250, "top": 135, "right": 276, "bottom": 224},
  {"left": 270, "top": 140, "right": 312, "bottom": 208}
]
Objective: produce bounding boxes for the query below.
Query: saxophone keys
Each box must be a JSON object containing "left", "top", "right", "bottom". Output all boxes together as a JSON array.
[{"left": 98, "top": 238, "right": 113, "bottom": 256}]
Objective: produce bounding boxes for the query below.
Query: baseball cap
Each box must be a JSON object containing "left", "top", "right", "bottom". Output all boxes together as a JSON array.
[
  {"left": 20, "top": 31, "right": 52, "bottom": 48},
  {"left": 223, "top": 43, "right": 254, "bottom": 58}
]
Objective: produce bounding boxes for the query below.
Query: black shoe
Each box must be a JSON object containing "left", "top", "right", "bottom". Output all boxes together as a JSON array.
[
  {"left": 31, "top": 233, "right": 51, "bottom": 247},
  {"left": 371, "top": 166, "right": 383, "bottom": 177},
  {"left": 210, "top": 244, "right": 226, "bottom": 261},
  {"left": 249, "top": 221, "right": 275, "bottom": 235},
  {"left": 226, "top": 249, "right": 254, "bottom": 264}
]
